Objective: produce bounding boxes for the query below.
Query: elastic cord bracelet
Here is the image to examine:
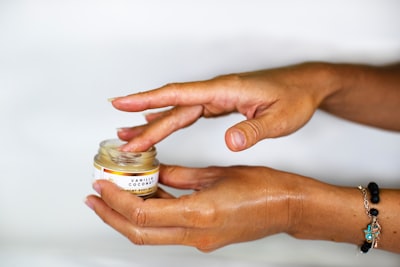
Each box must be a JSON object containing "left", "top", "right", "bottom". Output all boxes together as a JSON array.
[{"left": 357, "top": 182, "right": 381, "bottom": 253}]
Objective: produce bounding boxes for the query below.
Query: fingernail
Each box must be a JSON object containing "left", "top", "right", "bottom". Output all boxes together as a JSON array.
[
  {"left": 107, "top": 97, "right": 121, "bottom": 102},
  {"left": 230, "top": 131, "right": 245, "bottom": 149},
  {"left": 92, "top": 181, "right": 102, "bottom": 195},
  {"left": 84, "top": 197, "right": 94, "bottom": 210},
  {"left": 117, "top": 127, "right": 129, "bottom": 133},
  {"left": 143, "top": 112, "right": 152, "bottom": 120}
]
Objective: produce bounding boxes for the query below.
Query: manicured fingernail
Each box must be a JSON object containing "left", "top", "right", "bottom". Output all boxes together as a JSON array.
[
  {"left": 92, "top": 181, "right": 102, "bottom": 195},
  {"left": 84, "top": 197, "right": 94, "bottom": 210},
  {"left": 230, "top": 131, "right": 245, "bottom": 149}
]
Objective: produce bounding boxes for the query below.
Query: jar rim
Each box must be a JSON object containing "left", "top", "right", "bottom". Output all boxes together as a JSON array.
[{"left": 99, "top": 139, "right": 156, "bottom": 158}]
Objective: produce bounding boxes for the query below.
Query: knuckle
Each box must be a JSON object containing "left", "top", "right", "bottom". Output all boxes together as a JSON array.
[
  {"left": 196, "top": 246, "right": 215, "bottom": 253},
  {"left": 180, "top": 229, "right": 217, "bottom": 252},
  {"left": 164, "top": 82, "right": 181, "bottom": 90},
  {"left": 242, "top": 119, "right": 263, "bottom": 143},
  {"left": 199, "top": 205, "right": 217, "bottom": 225},
  {"left": 129, "top": 207, "right": 147, "bottom": 227},
  {"left": 180, "top": 196, "right": 218, "bottom": 227},
  {"left": 163, "top": 82, "right": 182, "bottom": 104},
  {"left": 127, "top": 228, "right": 145, "bottom": 246},
  {"left": 215, "top": 73, "right": 243, "bottom": 85},
  {"left": 194, "top": 236, "right": 218, "bottom": 253}
]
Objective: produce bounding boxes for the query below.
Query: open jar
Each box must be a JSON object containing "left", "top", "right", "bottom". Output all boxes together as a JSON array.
[{"left": 93, "top": 139, "right": 159, "bottom": 198}]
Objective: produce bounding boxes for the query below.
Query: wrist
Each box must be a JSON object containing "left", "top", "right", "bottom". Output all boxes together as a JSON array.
[
  {"left": 270, "top": 171, "right": 311, "bottom": 236},
  {"left": 283, "top": 173, "right": 310, "bottom": 236},
  {"left": 302, "top": 62, "right": 344, "bottom": 106},
  {"left": 287, "top": 178, "right": 366, "bottom": 245},
  {"left": 286, "top": 177, "right": 329, "bottom": 239},
  {"left": 317, "top": 62, "right": 368, "bottom": 110}
]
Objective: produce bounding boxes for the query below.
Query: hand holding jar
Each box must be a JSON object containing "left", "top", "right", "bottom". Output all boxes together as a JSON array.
[{"left": 87, "top": 165, "right": 307, "bottom": 252}]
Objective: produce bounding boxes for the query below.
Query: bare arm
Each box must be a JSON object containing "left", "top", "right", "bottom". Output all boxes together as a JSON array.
[
  {"left": 321, "top": 63, "right": 400, "bottom": 131},
  {"left": 291, "top": 176, "right": 400, "bottom": 254}
]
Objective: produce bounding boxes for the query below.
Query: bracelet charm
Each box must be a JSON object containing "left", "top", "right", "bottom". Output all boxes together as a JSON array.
[{"left": 358, "top": 182, "right": 381, "bottom": 253}]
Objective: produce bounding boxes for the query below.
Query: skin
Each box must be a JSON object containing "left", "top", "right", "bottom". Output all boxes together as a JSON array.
[{"left": 86, "top": 62, "right": 400, "bottom": 253}]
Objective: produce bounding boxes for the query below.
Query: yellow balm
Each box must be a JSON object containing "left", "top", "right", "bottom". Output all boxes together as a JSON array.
[{"left": 93, "top": 139, "right": 159, "bottom": 198}]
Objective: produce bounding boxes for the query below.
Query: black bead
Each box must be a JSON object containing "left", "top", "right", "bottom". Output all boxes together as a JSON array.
[
  {"left": 361, "top": 241, "right": 372, "bottom": 253},
  {"left": 369, "top": 208, "right": 379, "bottom": 216},
  {"left": 368, "top": 182, "right": 378, "bottom": 190},
  {"left": 368, "top": 182, "right": 379, "bottom": 195},
  {"left": 371, "top": 194, "right": 380, "bottom": 204},
  {"left": 370, "top": 188, "right": 379, "bottom": 195}
]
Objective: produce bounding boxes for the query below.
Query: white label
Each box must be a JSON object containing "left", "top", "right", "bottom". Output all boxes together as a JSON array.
[{"left": 93, "top": 162, "right": 159, "bottom": 196}]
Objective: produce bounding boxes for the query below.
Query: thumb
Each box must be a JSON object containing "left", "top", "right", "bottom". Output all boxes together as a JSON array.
[
  {"left": 225, "top": 117, "right": 280, "bottom": 151},
  {"left": 225, "top": 113, "right": 295, "bottom": 151}
]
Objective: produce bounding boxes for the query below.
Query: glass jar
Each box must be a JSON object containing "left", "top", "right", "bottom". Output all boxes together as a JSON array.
[{"left": 93, "top": 139, "right": 159, "bottom": 198}]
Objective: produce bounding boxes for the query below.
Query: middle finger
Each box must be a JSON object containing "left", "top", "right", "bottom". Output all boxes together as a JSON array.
[{"left": 120, "top": 105, "right": 203, "bottom": 152}]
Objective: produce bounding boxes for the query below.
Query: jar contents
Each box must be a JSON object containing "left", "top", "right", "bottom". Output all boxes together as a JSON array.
[{"left": 93, "top": 139, "right": 159, "bottom": 198}]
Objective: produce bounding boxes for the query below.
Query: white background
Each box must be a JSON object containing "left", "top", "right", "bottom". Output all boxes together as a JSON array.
[{"left": 0, "top": 0, "right": 399, "bottom": 266}]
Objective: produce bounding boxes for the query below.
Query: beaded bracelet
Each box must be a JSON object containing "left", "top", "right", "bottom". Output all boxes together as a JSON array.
[{"left": 358, "top": 182, "right": 381, "bottom": 253}]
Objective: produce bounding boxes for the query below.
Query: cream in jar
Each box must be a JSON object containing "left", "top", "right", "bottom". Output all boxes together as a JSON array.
[{"left": 93, "top": 139, "right": 159, "bottom": 198}]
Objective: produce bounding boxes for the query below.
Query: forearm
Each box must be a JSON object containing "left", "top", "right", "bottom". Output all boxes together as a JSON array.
[
  {"left": 319, "top": 62, "right": 400, "bottom": 131},
  {"left": 289, "top": 177, "right": 400, "bottom": 253}
]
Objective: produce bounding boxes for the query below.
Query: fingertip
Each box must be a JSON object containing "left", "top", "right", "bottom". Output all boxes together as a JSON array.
[
  {"left": 116, "top": 127, "right": 133, "bottom": 140},
  {"left": 107, "top": 97, "right": 119, "bottom": 102},
  {"left": 121, "top": 135, "right": 156, "bottom": 152},
  {"left": 119, "top": 142, "right": 139, "bottom": 152},
  {"left": 108, "top": 95, "right": 134, "bottom": 110},
  {"left": 92, "top": 181, "right": 102, "bottom": 195},
  {"left": 108, "top": 96, "right": 124, "bottom": 107},
  {"left": 225, "top": 129, "right": 247, "bottom": 152},
  {"left": 120, "top": 142, "right": 149, "bottom": 153},
  {"left": 84, "top": 196, "right": 95, "bottom": 210},
  {"left": 117, "top": 127, "right": 128, "bottom": 134}
]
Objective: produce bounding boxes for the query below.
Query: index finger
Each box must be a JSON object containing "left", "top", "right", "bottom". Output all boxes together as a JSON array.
[
  {"left": 110, "top": 80, "right": 220, "bottom": 112},
  {"left": 95, "top": 179, "right": 213, "bottom": 229}
]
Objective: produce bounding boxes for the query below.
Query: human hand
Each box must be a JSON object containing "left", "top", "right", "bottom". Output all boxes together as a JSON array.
[
  {"left": 111, "top": 63, "right": 336, "bottom": 152},
  {"left": 86, "top": 164, "right": 302, "bottom": 252}
]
